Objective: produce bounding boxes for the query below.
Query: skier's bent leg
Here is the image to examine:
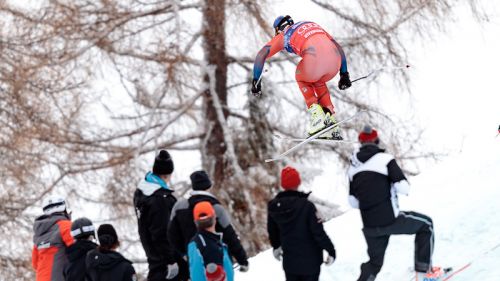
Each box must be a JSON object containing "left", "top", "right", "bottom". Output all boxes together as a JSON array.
[
  {"left": 389, "top": 211, "right": 434, "bottom": 272},
  {"left": 296, "top": 80, "right": 317, "bottom": 107},
  {"left": 313, "top": 82, "right": 335, "bottom": 114},
  {"left": 405, "top": 212, "right": 434, "bottom": 272},
  {"left": 358, "top": 232, "right": 390, "bottom": 281},
  {"left": 296, "top": 60, "right": 318, "bottom": 108}
]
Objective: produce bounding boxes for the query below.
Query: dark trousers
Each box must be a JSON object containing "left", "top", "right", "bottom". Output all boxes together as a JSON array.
[
  {"left": 357, "top": 211, "right": 434, "bottom": 281},
  {"left": 285, "top": 272, "right": 320, "bottom": 281}
]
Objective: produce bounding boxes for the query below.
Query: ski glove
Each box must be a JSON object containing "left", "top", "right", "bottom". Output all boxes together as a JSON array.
[
  {"left": 324, "top": 255, "right": 335, "bottom": 266},
  {"left": 239, "top": 264, "right": 249, "bottom": 272},
  {"left": 165, "top": 263, "right": 179, "bottom": 279},
  {"left": 273, "top": 247, "right": 283, "bottom": 261},
  {"left": 251, "top": 78, "right": 262, "bottom": 98},
  {"left": 338, "top": 72, "right": 352, "bottom": 90}
]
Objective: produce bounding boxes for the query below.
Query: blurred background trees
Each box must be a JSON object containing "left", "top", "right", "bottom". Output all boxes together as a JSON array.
[{"left": 0, "top": 0, "right": 483, "bottom": 278}]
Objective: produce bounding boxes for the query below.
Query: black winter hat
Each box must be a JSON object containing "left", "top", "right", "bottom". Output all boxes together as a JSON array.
[
  {"left": 71, "top": 217, "right": 95, "bottom": 240},
  {"left": 190, "top": 170, "right": 212, "bottom": 191},
  {"left": 153, "top": 150, "right": 174, "bottom": 176},
  {"left": 97, "top": 224, "right": 118, "bottom": 247}
]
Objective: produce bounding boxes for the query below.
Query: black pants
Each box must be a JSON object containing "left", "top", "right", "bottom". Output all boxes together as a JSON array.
[
  {"left": 357, "top": 211, "right": 434, "bottom": 281},
  {"left": 285, "top": 272, "right": 320, "bottom": 281}
]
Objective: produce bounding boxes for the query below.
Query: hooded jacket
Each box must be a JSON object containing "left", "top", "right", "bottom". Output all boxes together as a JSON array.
[
  {"left": 187, "top": 230, "right": 234, "bottom": 281},
  {"left": 63, "top": 239, "right": 97, "bottom": 281},
  {"left": 133, "top": 172, "right": 177, "bottom": 276},
  {"left": 32, "top": 212, "right": 74, "bottom": 281},
  {"left": 86, "top": 248, "right": 136, "bottom": 281},
  {"left": 267, "top": 190, "right": 336, "bottom": 275},
  {"left": 347, "top": 144, "right": 410, "bottom": 227},
  {"left": 168, "top": 191, "right": 248, "bottom": 266}
]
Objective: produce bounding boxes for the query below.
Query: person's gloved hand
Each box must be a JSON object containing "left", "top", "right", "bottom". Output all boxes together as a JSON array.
[
  {"left": 273, "top": 247, "right": 283, "bottom": 261},
  {"left": 251, "top": 78, "right": 262, "bottom": 98},
  {"left": 165, "top": 263, "right": 179, "bottom": 279},
  {"left": 239, "top": 264, "right": 249, "bottom": 272},
  {"left": 338, "top": 72, "right": 352, "bottom": 90},
  {"left": 324, "top": 255, "right": 335, "bottom": 266}
]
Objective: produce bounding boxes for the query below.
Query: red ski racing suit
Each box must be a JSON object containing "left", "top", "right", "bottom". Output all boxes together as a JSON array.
[{"left": 253, "top": 21, "right": 348, "bottom": 114}]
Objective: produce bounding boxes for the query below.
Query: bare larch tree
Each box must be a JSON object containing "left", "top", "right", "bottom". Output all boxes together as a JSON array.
[{"left": 0, "top": 0, "right": 483, "bottom": 278}]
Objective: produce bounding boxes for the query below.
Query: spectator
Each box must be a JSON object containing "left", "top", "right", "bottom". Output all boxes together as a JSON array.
[
  {"left": 86, "top": 224, "right": 137, "bottom": 281},
  {"left": 348, "top": 125, "right": 438, "bottom": 281},
  {"left": 187, "top": 202, "right": 235, "bottom": 281},
  {"left": 268, "top": 166, "right": 336, "bottom": 281},
  {"left": 32, "top": 196, "right": 74, "bottom": 281},
  {"left": 64, "top": 217, "right": 97, "bottom": 281},
  {"left": 134, "top": 150, "right": 183, "bottom": 280},
  {"left": 168, "top": 170, "right": 248, "bottom": 273}
]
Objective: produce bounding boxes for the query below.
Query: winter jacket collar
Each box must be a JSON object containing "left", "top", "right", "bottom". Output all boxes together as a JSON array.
[
  {"left": 190, "top": 190, "right": 216, "bottom": 198},
  {"left": 33, "top": 212, "right": 70, "bottom": 237},
  {"left": 196, "top": 230, "right": 223, "bottom": 244},
  {"left": 137, "top": 172, "right": 172, "bottom": 196},
  {"left": 353, "top": 144, "right": 386, "bottom": 164},
  {"left": 268, "top": 190, "right": 311, "bottom": 224}
]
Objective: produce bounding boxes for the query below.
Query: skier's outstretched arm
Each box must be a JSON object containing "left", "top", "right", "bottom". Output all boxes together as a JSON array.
[{"left": 252, "top": 34, "right": 284, "bottom": 82}]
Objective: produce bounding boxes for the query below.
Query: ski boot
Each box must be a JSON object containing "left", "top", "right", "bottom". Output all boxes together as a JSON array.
[
  {"left": 415, "top": 266, "right": 452, "bottom": 281},
  {"left": 318, "top": 112, "right": 343, "bottom": 140},
  {"left": 307, "top": 104, "right": 328, "bottom": 136}
]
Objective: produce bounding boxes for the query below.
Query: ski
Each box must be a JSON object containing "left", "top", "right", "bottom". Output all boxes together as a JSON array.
[
  {"left": 265, "top": 111, "right": 365, "bottom": 163},
  {"left": 273, "top": 134, "right": 357, "bottom": 144},
  {"left": 410, "top": 265, "right": 469, "bottom": 281}
]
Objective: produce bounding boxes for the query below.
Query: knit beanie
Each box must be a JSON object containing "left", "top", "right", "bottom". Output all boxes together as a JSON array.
[
  {"left": 152, "top": 150, "right": 174, "bottom": 176},
  {"left": 193, "top": 201, "right": 216, "bottom": 230},
  {"left": 97, "top": 224, "right": 118, "bottom": 247},
  {"left": 281, "top": 166, "right": 301, "bottom": 190},
  {"left": 358, "top": 125, "right": 379, "bottom": 144},
  {"left": 190, "top": 170, "right": 212, "bottom": 191}
]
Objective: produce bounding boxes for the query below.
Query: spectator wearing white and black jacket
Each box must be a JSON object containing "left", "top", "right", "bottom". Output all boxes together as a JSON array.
[
  {"left": 348, "top": 125, "right": 434, "bottom": 281},
  {"left": 168, "top": 170, "right": 249, "bottom": 273}
]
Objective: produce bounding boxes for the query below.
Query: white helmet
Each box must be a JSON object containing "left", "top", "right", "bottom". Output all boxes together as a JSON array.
[{"left": 42, "top": 196, "right": 67, "bottom": 215}]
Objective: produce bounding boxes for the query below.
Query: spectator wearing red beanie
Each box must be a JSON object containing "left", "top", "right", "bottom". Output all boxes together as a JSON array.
[
  {"left": 348, "top": 125, "right": 436, "bottom": 281},
  {"left": 358, "top": 125, "right": 379, "bottom": 144},
  {"left": 267, "top": 166, "right": 336, "bottom": 281},
  {"left": 280, "top": 166, "right": 301, "bottom": 190}
]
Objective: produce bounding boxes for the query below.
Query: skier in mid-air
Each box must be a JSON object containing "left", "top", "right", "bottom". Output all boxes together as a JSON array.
[{"left": 251, "top": 15, "right": 352, "bottom": 140}]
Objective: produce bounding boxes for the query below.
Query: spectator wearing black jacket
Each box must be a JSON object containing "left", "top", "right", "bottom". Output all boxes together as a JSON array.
[
  {"left": 268, "top": 166, "right": 336, "bottom": 281},
  {"left": 348, "top": 125, "right": 435, "bottom": 281},
  {"left": 64, "top": 217, "right": 97, "bottom": 281},
  {"left": 133, "top": 150, "right": 183, "bottom": 281},
  {"left": 86, "top": 224, "right": 137, "bottom": 281},
  {"left": 168, "top": 170, "right": 249, "bottom": 273}
]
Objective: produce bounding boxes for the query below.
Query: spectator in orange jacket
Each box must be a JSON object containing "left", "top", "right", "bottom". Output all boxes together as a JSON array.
[{"left": 32, "top": 196, "right": 74, "bottom": 281}]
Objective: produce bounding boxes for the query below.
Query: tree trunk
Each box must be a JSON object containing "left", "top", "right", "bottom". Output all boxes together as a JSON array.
[{"left": 201, "top": 0, "right": 278, "bottom": 255}]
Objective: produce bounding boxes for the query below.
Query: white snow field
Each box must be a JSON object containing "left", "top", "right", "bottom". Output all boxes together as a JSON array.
[{"left": 235, "top": 136, "right": 500, "bottom": 281}]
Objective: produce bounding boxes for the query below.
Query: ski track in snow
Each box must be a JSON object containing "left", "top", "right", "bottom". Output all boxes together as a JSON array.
[{"left": 235, "top": 138, "right": 500, "bottom": 281}]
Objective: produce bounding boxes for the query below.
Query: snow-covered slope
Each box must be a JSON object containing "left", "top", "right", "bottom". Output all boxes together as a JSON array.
[{"left": 235, "top": 137, "right": 500, "bottom": 281}]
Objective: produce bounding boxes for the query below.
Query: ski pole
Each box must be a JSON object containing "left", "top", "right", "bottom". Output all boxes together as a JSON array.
[{"left": 351, "top": 65, "right": 410, "bottom": 84}]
